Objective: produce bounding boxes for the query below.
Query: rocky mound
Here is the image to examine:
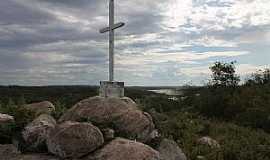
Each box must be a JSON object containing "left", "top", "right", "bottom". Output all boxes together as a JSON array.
[{"left": 0, "top": 97, "right": 187, "bottom": 160}]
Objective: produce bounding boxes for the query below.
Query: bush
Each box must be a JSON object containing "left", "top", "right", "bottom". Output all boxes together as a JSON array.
[{"left": 52, "top": 100, "right": 67, "bottom": 120}]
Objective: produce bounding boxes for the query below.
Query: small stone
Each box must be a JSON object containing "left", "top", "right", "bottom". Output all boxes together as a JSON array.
[
  {"left": 197, "top": 155, "right": 205, "bottom": 160},
  {"left": 101, "top": 128, "right": 115, "bottom": 141},
  {"left": 197, "top": 136, "right": 220, "bottom": 149},
  {"left": 0, "top": 113, "right": 14, "bottom": 124}
]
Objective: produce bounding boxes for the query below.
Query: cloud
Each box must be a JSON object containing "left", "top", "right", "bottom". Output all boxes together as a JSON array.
[
  {"left": 117, "top": 51, "right": 249, "bottom": 65},
  {"left": 236, "top": 63, "right": 270, "bottom": 76},
  {"left": 0, "top": 0, "right": 269, "bottom": 86},
  {"left": 189, "top": 35, "right": 238, "bottom": 47}
]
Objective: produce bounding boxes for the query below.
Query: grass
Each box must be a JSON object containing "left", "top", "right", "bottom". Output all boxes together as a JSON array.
[{"left": 149, "top": 110, "right": 270, "bottom": 160}]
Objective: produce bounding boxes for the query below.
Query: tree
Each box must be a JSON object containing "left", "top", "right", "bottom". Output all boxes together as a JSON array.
[
  {"left": 209, "top": 61, "right": 240, "bottom": 87},
  {"left": 245, "top": 68, "right": 270, "bottom": 85}
]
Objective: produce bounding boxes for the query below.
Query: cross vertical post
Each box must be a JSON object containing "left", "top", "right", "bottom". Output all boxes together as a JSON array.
[
  {"left": 99, "top": 0, "right": 125, "bottom": 98},
  {"left": 109, "top": 0, "right": 114, "bottom": 82}
]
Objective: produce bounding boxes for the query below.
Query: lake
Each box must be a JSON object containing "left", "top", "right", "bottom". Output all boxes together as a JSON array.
[{"left": 148, "top": 89, "right": 183, "bottom": 96}]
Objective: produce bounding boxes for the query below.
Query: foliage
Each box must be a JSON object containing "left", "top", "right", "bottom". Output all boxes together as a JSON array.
[
  {"left": 52, "top": 100, "right": 67, "bottom": 120},
  {"left": 139, "top": 95, "right": 182, "bottom": 113},
  {"left": 0, "top": 99, "right": 35, "bottom": 144},
  {"left": 209, "top": 61, "right": 240, "bottom": 87},
  {"left": 245, "top": 68, "right": 270, "bottom": 86},
  {"left": 186, "top": 78, "right": 270, "bottom": 132},
  {"left": 0, "top": 86, "right": 98, "bottom": 108},
  {"left": 181, "top": 63, "right": 270, "bottom": 132}
]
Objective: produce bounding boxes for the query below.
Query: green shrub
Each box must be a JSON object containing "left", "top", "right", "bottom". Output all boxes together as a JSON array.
[
  {"left": 0, "top": 99, "right": 35, "bottom": 144},
  {"left": 52, "top": 100, "right": 67, "bottom": 120}
]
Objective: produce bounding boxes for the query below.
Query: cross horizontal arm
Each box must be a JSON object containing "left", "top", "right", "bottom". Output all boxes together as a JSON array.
[{"left": 99, "top": 22, "right": 125, "bottom": 33}]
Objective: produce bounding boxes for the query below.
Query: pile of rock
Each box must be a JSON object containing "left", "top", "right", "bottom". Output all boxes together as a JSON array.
[{"left": 0, "top": 96, "right": 187, "bottom": 160}]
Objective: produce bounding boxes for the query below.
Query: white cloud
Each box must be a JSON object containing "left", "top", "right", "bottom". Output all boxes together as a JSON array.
[
  {"left": 161, "top": 0, "right": 193, "bottom": 30},
  {"left": 161, "top": 0, "right": 270, "bottom": 32},
  {"left": 117, "top": 51, "right": 249, "bottom": 65},
  {"left": 189, "top": 35, "right": 238, "bottom": 47},
  {"left": 177, "top": 63, "right": 270, "bottom": 81},
  {"left": 23, "top": 51, "right": 74, "bottom": 63},
  {"left": 179, "top": 66, "right": 210, "bottom": 75},
  {"left": 118, "top": 33, "right": 170, "bottom": 45},
  {"left": 236, "top": 64, "right": 270, "bottom": 76}
]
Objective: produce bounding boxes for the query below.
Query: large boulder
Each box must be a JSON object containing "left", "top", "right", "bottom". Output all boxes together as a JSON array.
[
  {"left": 113, "top": 109, "right": 156, "bottom": 141},
  {"left": 22, "top": 114, "right": 56, "bottom": 152},
  {"left": 59, "top": 96, "right": 156, "bottom": 143},
  {"left": 85, "top": 138, "right": 161, "bottom": 160},
  {"left": 23, "top": 101, "right": 55, "bottom": 116},
  {"left": 47, "top": 121, "right": 104, "bottom": 159},
  {"left": 0, "top": 113, "right": 14, "bottom": 125},
  {"left": 59, "top": 96, "right": 136, "bottom": 124},
  {"left": 157, "top": 139, "right": 187, "bottom": 160}
]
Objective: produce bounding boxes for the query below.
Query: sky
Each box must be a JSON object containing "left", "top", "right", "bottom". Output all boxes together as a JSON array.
[{"left": 0, "top": 0, "right": 270, "bottom": 86}]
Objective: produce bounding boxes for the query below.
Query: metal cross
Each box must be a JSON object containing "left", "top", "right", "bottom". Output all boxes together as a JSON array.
[{"left": 100, "top": 0, "right": 125, "bottom": 82}]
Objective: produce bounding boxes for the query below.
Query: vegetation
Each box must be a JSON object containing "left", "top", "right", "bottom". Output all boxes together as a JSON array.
[
  {"left": 186, "top": 63, "right": 270, "bottom": 132},
  {"left": 0, "top": 61, "right": 270, "bottom": 159},
  {"left": 209, "top": 61, "right": 240, "bottom": 87},
  {"left": 140, "top": 61, "right": 270, "bottom": 159},
  {"left": 149, "top": 110, "right": 270, "bottom": 160}
]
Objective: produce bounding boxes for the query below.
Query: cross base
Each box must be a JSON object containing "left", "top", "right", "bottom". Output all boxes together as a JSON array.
[{"left": 99, "top": 81, "right": 124, "bottom": 98}]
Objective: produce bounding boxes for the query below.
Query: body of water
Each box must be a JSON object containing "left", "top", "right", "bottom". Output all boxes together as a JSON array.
[{"left": 148, "top": 89, "right": 183, "bottom": 96}]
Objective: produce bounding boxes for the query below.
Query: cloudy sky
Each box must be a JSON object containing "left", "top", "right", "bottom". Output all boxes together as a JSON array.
[{"left": 0, "top": 0, "right": 270, "bottom": 86}]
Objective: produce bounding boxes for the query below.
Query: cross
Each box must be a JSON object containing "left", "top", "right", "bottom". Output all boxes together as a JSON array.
[{"left": 100, "top": 0, "right": 125, "bottom": 82}]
